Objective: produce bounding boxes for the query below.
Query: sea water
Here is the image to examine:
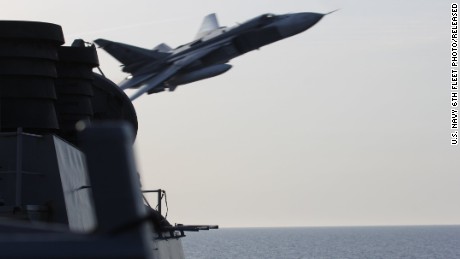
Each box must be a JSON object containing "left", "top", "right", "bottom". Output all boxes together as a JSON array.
[{"left": 182, "top": 225, "right": 460, "bottom": 259}]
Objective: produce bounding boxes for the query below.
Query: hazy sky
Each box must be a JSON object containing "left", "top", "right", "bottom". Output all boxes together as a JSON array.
[{"left": 4, "top": 0, "right": 458, "bottom": 227}]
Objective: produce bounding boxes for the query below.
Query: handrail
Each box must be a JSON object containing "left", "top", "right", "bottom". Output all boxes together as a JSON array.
[{"left": 142, "top": 189, "right": 166, "bottom": 216}]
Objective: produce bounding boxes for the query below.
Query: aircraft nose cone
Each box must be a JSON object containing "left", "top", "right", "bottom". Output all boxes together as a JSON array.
[
  {"left": 298, "top": 12, "right": 324, "bottom": 28},
  {"left": 277, "top": 12, "right": 324, "bottom": 38}
]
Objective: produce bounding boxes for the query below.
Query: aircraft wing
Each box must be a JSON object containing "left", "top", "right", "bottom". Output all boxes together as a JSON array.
[
  {"left": 119, "top": 73, "right": 156, "bottom": 90},
  {"left": 129, "top": 65, "right": 181, "bottom": 100},
  {"left": 129, "top": 44, "right": 221, "bottom": 101},
  {"left": 94, "top": 39, "right": 169, "bottom": 73}
]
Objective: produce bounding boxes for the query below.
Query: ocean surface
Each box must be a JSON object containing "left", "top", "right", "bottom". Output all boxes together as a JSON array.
[{"left": 182, "top": 225, "right": 460, "bottom": 259}]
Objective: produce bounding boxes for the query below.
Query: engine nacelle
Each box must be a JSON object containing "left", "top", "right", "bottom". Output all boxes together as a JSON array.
[{"left": 168, "top": 64, "right": 232, "bottom": 89}]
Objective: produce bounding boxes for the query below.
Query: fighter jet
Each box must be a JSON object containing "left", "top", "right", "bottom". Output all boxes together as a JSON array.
[{"left": 95, "top": 11, "right": 331, "bottom": 100}]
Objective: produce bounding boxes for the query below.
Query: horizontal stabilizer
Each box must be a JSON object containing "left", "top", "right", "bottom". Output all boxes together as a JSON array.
[{"left": 195, "top": 13, "right": 219, "bottom": 39}]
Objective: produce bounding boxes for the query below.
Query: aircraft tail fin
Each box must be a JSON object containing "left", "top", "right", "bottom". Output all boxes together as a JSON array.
[
  {"left": 195, "top": 13, "right": 219, "bottom": 39},
  {"left": 95, "top": 39, "right": 169, "bottom": 68}
]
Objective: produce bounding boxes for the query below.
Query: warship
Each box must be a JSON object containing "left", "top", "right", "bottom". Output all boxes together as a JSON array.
[{"left": 0, "top": 21, "right": 216, "bottom": 259}]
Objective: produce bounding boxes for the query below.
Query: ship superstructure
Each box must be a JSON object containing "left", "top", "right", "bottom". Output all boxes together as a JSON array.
[{"left": 0, "top": 21, "right": 215, "bottom": 259}]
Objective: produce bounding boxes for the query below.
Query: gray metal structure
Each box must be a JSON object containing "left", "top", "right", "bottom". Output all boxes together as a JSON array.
[
  {"left": 95, "top": 12, "right": 330, "bottom": 100},
  {"left": 0, "top": 20, "right": 216, "bottom": 259}
]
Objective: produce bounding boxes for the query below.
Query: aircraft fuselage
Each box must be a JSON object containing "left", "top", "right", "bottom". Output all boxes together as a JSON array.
[{"left": 95, "top": 12, "right": 326, "bottom": 99}]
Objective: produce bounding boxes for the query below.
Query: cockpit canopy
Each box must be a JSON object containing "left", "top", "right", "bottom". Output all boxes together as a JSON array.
[
  {"left": 259, "top": 13, "right": 277, "bottom": 24},
  {"left": 240, "top": 13, "right": 279, "bottom": 29}
]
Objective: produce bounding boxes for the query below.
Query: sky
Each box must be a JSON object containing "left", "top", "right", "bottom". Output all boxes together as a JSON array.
[{"left": 3, "top": 0, "right": 458, "bottom": 228}]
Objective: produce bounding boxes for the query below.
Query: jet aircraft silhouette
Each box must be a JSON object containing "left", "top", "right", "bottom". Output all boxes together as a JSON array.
[{"left": 95, "top": 12, "right": 331, "bottom": 100}]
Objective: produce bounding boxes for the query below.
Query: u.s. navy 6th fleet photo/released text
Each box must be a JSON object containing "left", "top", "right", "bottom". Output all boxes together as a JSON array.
[{"left": 452, "top": 3, "right": 459, "bottom": 145}]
